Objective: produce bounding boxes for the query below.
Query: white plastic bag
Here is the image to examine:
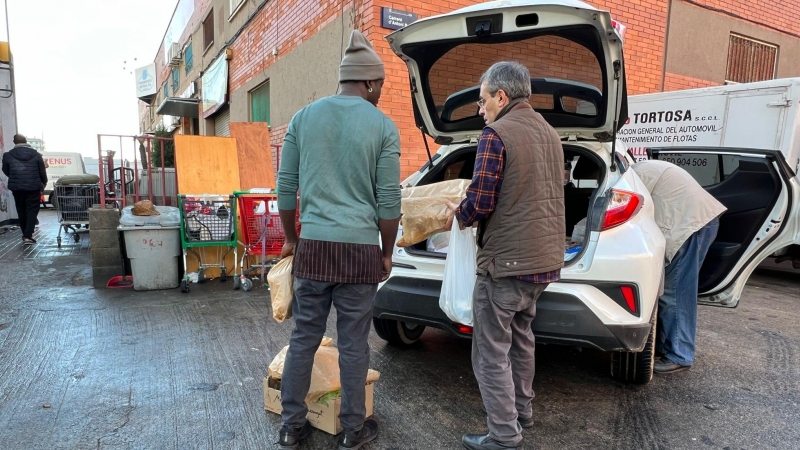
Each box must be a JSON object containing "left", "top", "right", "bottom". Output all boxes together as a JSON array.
[
  {"left": 268, "top": 256, "right": 294, "bottom": 322},
  {"left": 426, "top": 231, "right": 451, "bottom": 253},
  {"left": 438, "top": 220, "right": 477, "bottom": 326}
]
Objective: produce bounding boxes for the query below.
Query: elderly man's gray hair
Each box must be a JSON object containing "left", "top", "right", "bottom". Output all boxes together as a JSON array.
[{"left": 480, "top": 62, "right": 531, "bottom": 100}]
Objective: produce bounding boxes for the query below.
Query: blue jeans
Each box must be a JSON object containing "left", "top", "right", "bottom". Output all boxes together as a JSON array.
[{"left": 657, "top": 218, "right": 719, "bottom": 366}]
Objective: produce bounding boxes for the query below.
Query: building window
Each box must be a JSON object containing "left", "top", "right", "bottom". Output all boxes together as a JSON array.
[
  {"left": 725, "top": 34, "right": 778, "bottom": 84},
  {"left": 250, "top": 81, "right": 270, "bottom": 125},
  {"left": 172, "top": 68, "right": 180, "bottom": 93},
  {"left": 203, "top": 9, "right": 214, "bottom": 51},
  {"left": 229, "top": 0, "right": 245, "bottom": 16},
  {"left": 184, "top": 42, "right": 193, "bottom": 74},
  {"left": 163, "top": 83, "right": 169, "bottom": 98}
]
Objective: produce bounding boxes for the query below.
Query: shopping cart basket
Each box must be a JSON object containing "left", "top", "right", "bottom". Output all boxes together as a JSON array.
[
  {"left": 54, "top": 183, "right": 100, "bottom": 248},
  {"left": 234, "top": 189, "right": 300, "bottom": 291},
  {"left": 178, "top": 194, "right": 237, "bottom": 293}
]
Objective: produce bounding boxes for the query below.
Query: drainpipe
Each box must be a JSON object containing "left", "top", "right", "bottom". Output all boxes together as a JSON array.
[{"left": 661, "top": 0, "right": 673, "bottom": 92}]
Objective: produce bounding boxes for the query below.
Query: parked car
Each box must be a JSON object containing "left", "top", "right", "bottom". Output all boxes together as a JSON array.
[{"left": 372, "top": 0, "right": 800, "bottom": 384}]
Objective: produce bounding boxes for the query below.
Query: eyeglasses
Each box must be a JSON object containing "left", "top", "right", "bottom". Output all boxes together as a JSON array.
[{"left": 477, "top": 97, "right": 487, "bottom": 108}]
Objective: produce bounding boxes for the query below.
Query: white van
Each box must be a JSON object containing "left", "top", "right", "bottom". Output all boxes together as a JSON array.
[
  {"left": 621, "top": 78, "right": 800, "bottom": 173},
  {"left": 41, "top": 152, "right": 87, "bottom": 205},
  {"left": 622, "top": 78, "right": 800, "bottom": 269}
]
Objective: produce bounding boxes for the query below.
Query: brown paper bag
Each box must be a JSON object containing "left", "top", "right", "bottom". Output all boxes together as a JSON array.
[
  {"left": 268, "top": 256, "right": 294, "bottom": 322},
  {"left": 396, "top": 179, "right": 470, "bottom": 247},
  {"left": 268, "top": 338, "right": 380, "bottom": 403}
]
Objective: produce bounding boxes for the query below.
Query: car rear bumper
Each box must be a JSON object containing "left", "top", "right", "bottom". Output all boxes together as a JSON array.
[{"left": 374, "top": 276, "right": 653, "bottom": 352}]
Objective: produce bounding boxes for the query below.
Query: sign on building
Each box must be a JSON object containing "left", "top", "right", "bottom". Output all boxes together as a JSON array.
[
  {"left": 381, "top": 8, "right": 418, "bottom": 30},
  {"left": 135, "top": 64, "right": 157, "bottom": 99}
]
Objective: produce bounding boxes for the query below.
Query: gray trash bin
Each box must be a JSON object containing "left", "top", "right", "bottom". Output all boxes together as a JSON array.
[{"left": 118, "top": 206, "right": 182, "bottom": 291}]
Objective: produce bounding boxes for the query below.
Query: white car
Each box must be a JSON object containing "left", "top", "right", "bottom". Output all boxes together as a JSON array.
[{"left": 372, "top": 0, "right": 800, "bottom": 384}]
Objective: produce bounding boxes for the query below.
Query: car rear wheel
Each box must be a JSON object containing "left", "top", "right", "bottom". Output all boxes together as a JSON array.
[
  {"left": 373, "top": 318, "right": 426, "bottom": 346},
  {"left": 611, "top": 306, "right": 657, "bottom": 385}
]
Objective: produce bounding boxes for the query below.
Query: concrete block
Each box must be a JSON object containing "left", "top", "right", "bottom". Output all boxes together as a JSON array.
[
  {"left": 89, "top": 207, "right": 121, "bottom": 231},
  {"left": 89, "top": 229, "right": 122, "bottom": 249},
  {"left": 92, "top": 266, "right": 122, "bottom": 289},
  {"left": 92, "top": 247, "right": 123, "bottom": 268}
]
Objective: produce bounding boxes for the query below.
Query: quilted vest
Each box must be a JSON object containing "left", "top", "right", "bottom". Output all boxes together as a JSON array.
[{"left": 477, "top": 103, "right": 566, "bottom": 278}]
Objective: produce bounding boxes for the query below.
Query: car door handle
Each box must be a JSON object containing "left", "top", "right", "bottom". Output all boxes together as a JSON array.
[{"left": 767, "top": 100, "right": 791, "bottom": 108}]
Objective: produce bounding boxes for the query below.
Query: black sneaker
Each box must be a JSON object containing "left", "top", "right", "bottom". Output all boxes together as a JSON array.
[
  {"left": 517, "top": 415, "right": 534, "bottom": 429},
  {"left": 277, "top": 421, "right": 311, "bottom": 449},
  {"left": 339, "top": 418, "right": 378, "bottom": 450},
  {"left": 654, "top": 357, "right": 691, "bottom": 374}
]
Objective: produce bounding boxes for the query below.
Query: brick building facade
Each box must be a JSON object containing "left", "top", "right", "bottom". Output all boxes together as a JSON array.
[{"left": 138, "top": 0, "right": 800, "bottom": 178}]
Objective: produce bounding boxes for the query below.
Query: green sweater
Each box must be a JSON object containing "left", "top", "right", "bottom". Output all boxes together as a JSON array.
[{"left": 277, "top": 95, "right": 402, "bottom": 245}]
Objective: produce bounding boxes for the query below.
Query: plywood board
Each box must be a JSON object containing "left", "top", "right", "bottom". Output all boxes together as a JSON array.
[
  {"left": 174, "top": 135, "right": 241, "bottom": 195},
  {"left": 230, "top": 122, "right": 276, "bottom": 190}
]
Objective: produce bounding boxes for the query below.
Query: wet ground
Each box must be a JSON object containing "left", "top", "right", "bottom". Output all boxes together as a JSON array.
[{"left": 0, "top": 210, "right": 798, "bottom": 450}]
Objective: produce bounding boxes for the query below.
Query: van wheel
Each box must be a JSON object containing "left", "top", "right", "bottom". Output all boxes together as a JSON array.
[
  {"left": 49, "top": 193, "right": 56, "bottom": 208},
  {"left": 373, "top": 318, "right": 425, "bottom": 346},
  {"left": 611, "top": 306, "right": 657, "bottom": 385}
]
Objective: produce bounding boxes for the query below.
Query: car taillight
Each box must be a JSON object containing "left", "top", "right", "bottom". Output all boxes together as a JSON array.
[
  {"left": 457, "top": 325, "right": 473, "bottom": 334},
  {"left": 621, "top": 286, "right": 637, "bottom": 314},
  {"left": 598, "top": 284, "right": 640, "bottom": 317},
  {"left": 602, "top": 189, "right": 643, "bottom": 230}
]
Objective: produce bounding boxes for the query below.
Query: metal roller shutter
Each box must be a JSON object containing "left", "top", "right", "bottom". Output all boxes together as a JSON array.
[{"left": 214, "top": 108, "right": 231, "bottom": 137}]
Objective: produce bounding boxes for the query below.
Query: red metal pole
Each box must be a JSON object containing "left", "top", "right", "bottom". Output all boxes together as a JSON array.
[
  {"left": 146, "top": 138, "right": 154, "bottom": 203},
  {"left": 97, "top": 134, "right": 105, "bottom": 208},
  {"left": 133, "top": 137, "right": 140, "bottom": 203},
  {"left": 172, "top": 137, "right": 180, "bottom": 202},
  {"left": 119, "top": 136, "right": 127, "bottom": 206},
  {"left": 274, "top": 145, "right": 282, "bottom": 177},
  {"left": 160, "top": 139, "right": 167, "bottom": 206}
]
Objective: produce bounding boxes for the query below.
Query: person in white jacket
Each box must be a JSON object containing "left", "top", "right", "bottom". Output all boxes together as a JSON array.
[{"left": 632, "top": 160, "right": 727, "bottom": 374}]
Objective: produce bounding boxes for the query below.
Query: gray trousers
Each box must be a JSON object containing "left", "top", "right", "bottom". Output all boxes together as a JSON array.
[
  {"left": 280, "top": 277, "right": 377, "bottom": 433},
  {"left": 472, "top": 275, "right": 548, "bottom": 446}
]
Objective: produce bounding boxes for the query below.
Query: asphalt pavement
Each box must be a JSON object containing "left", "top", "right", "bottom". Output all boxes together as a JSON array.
[{"left": 0, "top": 210, "right": 798, "bottom": 450}]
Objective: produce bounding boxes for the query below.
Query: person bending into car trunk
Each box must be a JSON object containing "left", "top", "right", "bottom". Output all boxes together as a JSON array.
[
  {"left": 445, "top": 62, "right": 565, "bottom": 450},
  {"left": 2, "top": 134, "right": 48, "bottom": 245},
  {"left": 632, "top": 160, "right": 726, "bottom": 374},
  {"left": 275, "top": 30, "right": 401, "bottom": 450}
]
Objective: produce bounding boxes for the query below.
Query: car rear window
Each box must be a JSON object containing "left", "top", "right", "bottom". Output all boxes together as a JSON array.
[{"left": 428, "top": 35, "right": 604, "bottom": 124}]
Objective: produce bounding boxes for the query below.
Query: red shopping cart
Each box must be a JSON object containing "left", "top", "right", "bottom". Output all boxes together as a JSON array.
[{"left": 234, "top": 190, "right": 300, "bottom": 291}]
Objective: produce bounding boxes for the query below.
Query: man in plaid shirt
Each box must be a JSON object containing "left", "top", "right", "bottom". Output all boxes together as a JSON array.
[{"left": 447, "top": 62, "right": 565, "bottom": 450}]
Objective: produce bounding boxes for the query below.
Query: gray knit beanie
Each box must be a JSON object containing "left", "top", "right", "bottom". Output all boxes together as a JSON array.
[{"left": 339, "top": 30, "right": 385, "bottom": 82}]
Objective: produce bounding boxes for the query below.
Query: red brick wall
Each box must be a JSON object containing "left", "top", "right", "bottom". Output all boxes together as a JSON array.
[
  {"left": 367, "top": 0, "right": 669, "bottom": 177},
  {"left": 228, "top": 0, "right": 369, "bottom": 171},
  {"left": 685, "top": 0, "right": 800, "bottom": 36},
  {"left": 663, "top": 72, "right": 720, "bottom": 91},
  {"left": 229, "top": 0, "right": 370, "bottom": 93},
  {"left": 224, "top": 0, "right": 669, "bottom": 177}
]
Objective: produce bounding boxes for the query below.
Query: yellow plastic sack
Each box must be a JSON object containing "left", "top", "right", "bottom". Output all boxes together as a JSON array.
[
  {"left": 396, "top": 179, "right": 470, "bottom": 247},
  {"left": 268, "top": 338, "right": 381, "bottom": 403},
  {"left": 267, "top": 256, "right": 294, "bottom": 323}
]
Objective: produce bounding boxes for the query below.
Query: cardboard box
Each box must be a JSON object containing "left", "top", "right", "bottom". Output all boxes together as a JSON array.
[{"left": 263, "top": 377, "right": 375, "bottom": 435}]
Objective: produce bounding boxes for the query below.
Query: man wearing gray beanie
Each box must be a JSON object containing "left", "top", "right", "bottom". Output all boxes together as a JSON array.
[{"left": 276, "top": 30, "right": 400, "bottom": 450}]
